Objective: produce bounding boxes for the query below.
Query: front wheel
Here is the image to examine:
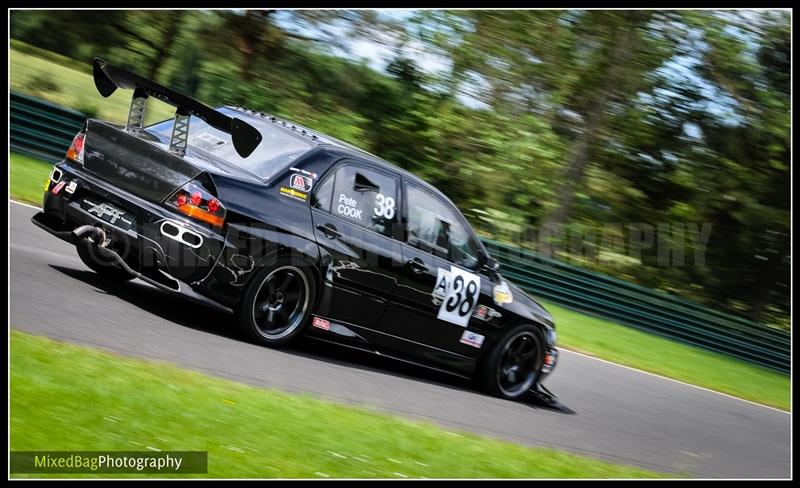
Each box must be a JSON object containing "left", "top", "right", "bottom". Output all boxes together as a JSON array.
[
  {"left": 476, "top": 324, "right": 545, "bottom": 400},
  {"left": 237, "top": 260, "right": 315, "bottom": 347}
]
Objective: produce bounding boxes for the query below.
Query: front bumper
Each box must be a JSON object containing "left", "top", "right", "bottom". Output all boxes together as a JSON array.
[
  {"left": 541, "top": 347, "right": 558, "bottom": 375},
  {"left": 528, "top": 325, "right": 559, "bottom": 404},
  {"left": 540, "top": 326, "right": 558, "bottom": 376}
]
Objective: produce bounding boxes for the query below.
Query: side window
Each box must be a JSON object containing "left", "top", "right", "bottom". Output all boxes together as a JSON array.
[
  {"left": 325, "top": 164, "right": 398, "bottom": 237},
  {"left": 311, "top": 172, "right": 334, "bottom": 211},
  {"left": 405, "top": 182, "right": 480, "bottom": 269}
]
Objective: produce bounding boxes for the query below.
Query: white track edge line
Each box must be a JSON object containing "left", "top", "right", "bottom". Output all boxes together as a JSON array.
[
  {"left": 557, "top": 348, "right": 790, "bottom": 414},
  {"left": 9, "top": 200, "right": 40, "bottom": 211}
]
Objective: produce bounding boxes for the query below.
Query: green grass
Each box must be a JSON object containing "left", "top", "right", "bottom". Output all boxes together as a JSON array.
[
  {"left": 10, "top": 330, "right": 666, "bottom": 479},
  {"left": 544, "top": 300, "right": 790, "bottom": 411},
  {"left": 10, "top": 44, "right": 174, "bottom": 125},
  {"left": 8, "top": 150, "right": 790, "bottom": 410},
  {"left": 10, "top": 152, "right": 52, "bottom": 206}
]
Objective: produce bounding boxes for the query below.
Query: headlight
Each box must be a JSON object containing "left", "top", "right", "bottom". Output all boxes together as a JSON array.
[{"left": 547, "top": 328, "right": 557, "bottom": 347}]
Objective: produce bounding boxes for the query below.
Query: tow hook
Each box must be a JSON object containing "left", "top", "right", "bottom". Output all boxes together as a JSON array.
[{"left": 530, "top": 383, "right": 559, "bottom": 407}]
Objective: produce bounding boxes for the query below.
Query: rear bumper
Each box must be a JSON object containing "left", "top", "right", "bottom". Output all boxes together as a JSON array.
[
  {"left": 34, "top": 160, "right": 233, "bottom": 313},
  {"left": 32, "top": 212, "right": 231, "bottom": 314}
]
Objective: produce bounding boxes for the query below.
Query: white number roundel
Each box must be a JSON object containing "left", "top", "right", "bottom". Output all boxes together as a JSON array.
[
  {"left": 436, "top": 266, "right": 481, "bottom": 327},
  {"left": 373, "top": 193, "right": 395, "bottom": 220}
]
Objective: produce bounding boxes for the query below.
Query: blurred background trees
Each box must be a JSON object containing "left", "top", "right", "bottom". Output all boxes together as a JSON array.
[{"left": 9, "top": 9, "right": 790, "bottom": 328}]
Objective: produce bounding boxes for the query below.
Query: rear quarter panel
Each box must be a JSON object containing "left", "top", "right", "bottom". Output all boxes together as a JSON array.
[{"left": 196, "top": 149, "right": 340, "bottom": 306}]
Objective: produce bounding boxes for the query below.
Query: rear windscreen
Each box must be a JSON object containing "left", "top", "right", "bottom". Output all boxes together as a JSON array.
[{"left": 147, "top": 108, "right": 313, "bottom": 180}]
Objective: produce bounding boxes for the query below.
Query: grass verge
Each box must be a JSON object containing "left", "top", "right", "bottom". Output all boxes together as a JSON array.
[
  {"left": 8, "top": 151, "right": 789, "bottom": 411},
  {"left": 10, "top": 152, "right": 52, "bottom": 206},
  {"left": 544, "top": 300, "right": 790, "bottom": 411},
  {"left": 9, "top": 330, "right": 666, "bottom": 479}
]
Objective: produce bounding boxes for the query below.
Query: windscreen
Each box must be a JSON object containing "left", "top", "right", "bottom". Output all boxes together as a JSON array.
[{"left": 147, "top": 108, "right": 314, "bottom": 180}]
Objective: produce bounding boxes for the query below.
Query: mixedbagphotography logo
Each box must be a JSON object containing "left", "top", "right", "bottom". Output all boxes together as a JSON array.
[{"left": 10, "top": 451, "right": 208, "bottom": 474}]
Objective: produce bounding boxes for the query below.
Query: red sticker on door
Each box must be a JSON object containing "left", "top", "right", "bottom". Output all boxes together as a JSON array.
[
  {"left": 312, "top": 316, "right": 330, "bottom": 331},
  {"left": 290, "top": 173, "right": 313, "bottom": 192}
]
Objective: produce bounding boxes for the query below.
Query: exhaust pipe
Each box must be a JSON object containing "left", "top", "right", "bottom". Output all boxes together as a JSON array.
[
  {"left": 74, "top": 226, "right": 137, "bottom": 277},
  {"left": 72, "top": 224, "right": 107, "bottom": 244}
]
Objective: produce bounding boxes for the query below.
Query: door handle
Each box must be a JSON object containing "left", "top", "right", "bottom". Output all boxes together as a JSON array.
[
  {"left": 316, "top": 224, "right": 342, "bottom": 239},
  {"left": 406, "top": 258, "right": 428, "bottom": 274}
]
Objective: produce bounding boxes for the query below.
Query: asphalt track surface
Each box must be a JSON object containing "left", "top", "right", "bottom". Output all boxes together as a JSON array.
[{"left": 9, "top": 202, "right": 791, "bottom": 478}]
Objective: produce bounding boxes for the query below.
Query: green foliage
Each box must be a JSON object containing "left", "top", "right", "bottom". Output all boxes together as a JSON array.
[
  {"left": 25, "top": 74, "right": 60, "bottom": 95},
  {"left": 8, "top": 9, "right": 790, "bottom": 329}
]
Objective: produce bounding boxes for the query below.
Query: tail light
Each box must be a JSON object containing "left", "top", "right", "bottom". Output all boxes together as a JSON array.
[
  {"left": 66, "top": 131, "right": 85, "bottom": 164},
  {"left": 168, "top": 180, "right": 226, "bottom": 228}
]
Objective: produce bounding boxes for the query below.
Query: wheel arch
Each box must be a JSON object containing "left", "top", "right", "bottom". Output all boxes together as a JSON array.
[{"left": 196, "top": 217, "right": 324, "bottom": 308}]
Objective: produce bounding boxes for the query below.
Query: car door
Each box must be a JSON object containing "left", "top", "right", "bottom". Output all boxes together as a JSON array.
[
  {"left": 378, "top": 179, "right": 495, "bottom": 371},
  {"left": 310, "top": 160, "right": 404, "bottom": 329}
]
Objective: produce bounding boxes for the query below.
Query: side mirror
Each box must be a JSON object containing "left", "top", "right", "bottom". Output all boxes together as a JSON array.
[{"left": 483, "top": 256, "right": 500, "bottom": 273}]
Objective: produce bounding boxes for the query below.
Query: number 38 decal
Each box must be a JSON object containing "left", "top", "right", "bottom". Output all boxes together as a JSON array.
[
  {"left": 436, "top": 266, "right": 481, "bottom": 327},
  {"left": 373, "top": 193, "right": 395, "bottom": 220}
]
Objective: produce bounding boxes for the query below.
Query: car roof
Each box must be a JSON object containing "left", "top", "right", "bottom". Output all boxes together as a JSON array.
[{"left": 228, "top": 106, "right": 449, "bottom": 201}]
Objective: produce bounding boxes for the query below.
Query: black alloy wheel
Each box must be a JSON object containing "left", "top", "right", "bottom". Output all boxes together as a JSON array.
[{"left": 238, "top": 261, "right": 315, "bottom": 346}]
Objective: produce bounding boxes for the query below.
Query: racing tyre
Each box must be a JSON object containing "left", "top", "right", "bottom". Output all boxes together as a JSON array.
[
  {"left": 476, "top": 323, "right": 545, "bottom": 400},
  {"left": 76, "top": 239, "right": 134, "bottom": 282},
  {"left": 237, "top": 259, "right": 316, "bottom": 347}
]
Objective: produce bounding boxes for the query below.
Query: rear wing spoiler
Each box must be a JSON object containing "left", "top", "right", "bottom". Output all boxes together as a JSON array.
[{"left": 92, "top": 57, "right": 262, "bottom": 158}]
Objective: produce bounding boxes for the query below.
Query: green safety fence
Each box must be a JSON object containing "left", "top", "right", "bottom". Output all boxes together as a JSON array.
[
  {"left": 11, "top": 92, "right": 86, "bottom": 161},
  {"left": 9, "top": 91, "right": 790, "bottom": 373},
  {"left": 483, "top": 240, "right": 789, "bottom": 373}
]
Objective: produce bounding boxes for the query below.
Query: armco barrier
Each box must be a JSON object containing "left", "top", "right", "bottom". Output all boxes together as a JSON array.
[
  {"left": 483, "top": 240, "right": 789, "bottom": 373},
  {"left": 11, "top": 92, "right": 86, "bottom": 161},
  {"left": 9, "top": 91, "right": 790, "bottom": 373}
]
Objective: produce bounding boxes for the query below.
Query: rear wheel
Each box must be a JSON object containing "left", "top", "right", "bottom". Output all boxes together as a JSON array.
[
  {"left": 477, "top": 324, "right": 545, "bottom": 400},
  {"left": 237, "top": 260, "right": 315, "bottom": 347},
  {"left": 76, "top": 239, "right": 134, "bottom": 282}
]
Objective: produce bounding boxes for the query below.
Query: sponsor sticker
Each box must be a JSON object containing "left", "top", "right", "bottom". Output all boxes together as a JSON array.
[
  {"left": 65, "top": 181, "right": 77, "bottom": 194},
  {"left": 459, "top": 330, "right": 485, "bottom": 349},
  {"left": 43, "top": 177, "right": 51, "bottom": 192},
  {"left": 493, "top": 281, "right": 513, "bottom": 305},
  {"left": 472, "top": 304, "right": 501, "bottom": 321},
  {"left": 81, "top": 199, "right": 135, "bottom": 229},
  {"left": 289, "top": 173, "right": 313, "bottom": 192},
  {"left": 51, "top": 181, "right": 66, "bottom": 195},
  {"left": 312, "top": 316, "right": 331, "bottom": 331},
  {"left": 280, "top": 186, "right": 309, "bottom": 202}
]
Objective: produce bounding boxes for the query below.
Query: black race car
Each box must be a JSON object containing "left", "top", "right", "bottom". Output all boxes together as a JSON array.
[{"left": 32, "top": 59, "right": 559, "bottom": 402}]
